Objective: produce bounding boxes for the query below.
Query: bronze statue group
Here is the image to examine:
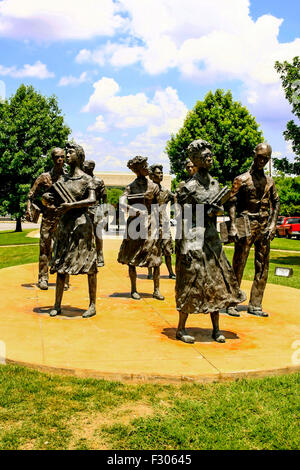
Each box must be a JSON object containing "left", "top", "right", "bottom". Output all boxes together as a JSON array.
[{"left": 26, "top": 139, "right": 279, "bottom": 344}]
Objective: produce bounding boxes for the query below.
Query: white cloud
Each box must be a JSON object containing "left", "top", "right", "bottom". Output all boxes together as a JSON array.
[
  {"left": 286, "top": 141, "right": 295, "bottom": 155},
  {"left": 75, "top": 0, "right": 299, "bottom": 123},
  {"left": 75, "top": 42, "right": 144, "bottom": 68},
  {"left": 87, "top": 115, "right": 108, "bottom": 133},
  {"left": 58, "top": 72, "right": 88, "bottom": 87},
  {"left": 71, "top": 132, "right": 127, "bottom": 171},
  {"left": 83, "top": 77, "right": 187, "bottom": 135},
  {"left": 99, "top": 155, "right": 124, "bottom": 169},
  {"left": 0, "top": 60, "right": 54, "bottom": 78},
  {"left": 0, "top": 80, "right": 6, "bottom": 100},
  {"left": 244, "top": 81, "right": 293, "bottom": 123},
  {"left": 82, "top": 78, "right": 187, "bottom": 169},
  {"left": 0, "top": 0, "right": 125, "bottom": 40}
]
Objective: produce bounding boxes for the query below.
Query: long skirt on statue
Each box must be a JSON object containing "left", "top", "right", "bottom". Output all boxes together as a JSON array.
[
  {"left": 50, "top": 208, "right": 97, "bottom": 275},
  {"left": 175, "top": 219, "right": 245, "bottom": 314},
  {"left": 118, "top": 213, "right": 162, "bottom": 268}
]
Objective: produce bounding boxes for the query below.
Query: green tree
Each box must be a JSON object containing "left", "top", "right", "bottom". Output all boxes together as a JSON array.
[
  {"left": 106, "top": 187, "right": 124, "bottom": 207},
  {"left": 0, "top": 84, "right": 71, "bottom": 231},
  {"left": 274, "top": 175, "right": 300, "bottom": 216},
  {"left": 166, "top": 89, "right": 263, "bottom": 185},
  {"left": 106, "top": 187, "right": 124, "bottom": 230},
  {"left": 274, "top": 57, "right": 300, "bottom": 175}
]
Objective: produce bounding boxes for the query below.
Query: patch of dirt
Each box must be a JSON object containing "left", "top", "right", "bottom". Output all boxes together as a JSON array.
[
  {"left": 68, "top": 402, "right": 155, "bottom": 450},
  {"left": 21, "top": 440, "right": 36, "bottom": 450}
]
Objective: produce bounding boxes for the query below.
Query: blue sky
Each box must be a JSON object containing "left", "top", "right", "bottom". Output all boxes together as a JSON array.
[{"left": 0, "top": 0, "right": 299, "bottom": 172}]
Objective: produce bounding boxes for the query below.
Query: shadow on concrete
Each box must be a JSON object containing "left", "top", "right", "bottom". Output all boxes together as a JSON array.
[
  {"left": 33, "top": 305, "right": 85, "bottom": 318},
  {"left": 137, "top": 274, "right": 175, "bottom": 280},
  {"left": 109, "top": 292, "right": 154, "bottom": 298},
  {"left": 220, "top": 305, "right": 249, "bottom": 314},
  {"left": 22, "top": 283, "right": 56, "bottom": 289},
  {"left": 22, "top": 283, "right": 73, "bottom": 291},
  {"left": 162, "top": 327, "right": 239, "bottom": 343}
]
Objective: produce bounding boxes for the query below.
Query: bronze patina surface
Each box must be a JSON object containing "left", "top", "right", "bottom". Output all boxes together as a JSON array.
[
  {"left": 118, "top": 156, "right": 164, "bottom": 301},
  {"left": 175, "top": 140, "right": 246, "bottom": 344},
  {"left": 48, "top": 142, "right": 98, "bottom": 318},
  {"left": 227, "top": 143, "right": 280, "bottom": 317},
  {"left": 26, "top": 148, "right": 66, "bottom": 290},
  {"left": 148, "top": 164, "right": 176, "bottom": 280},
  {"left": 83, "top": 160, "right": 107, "bottom": 267}
]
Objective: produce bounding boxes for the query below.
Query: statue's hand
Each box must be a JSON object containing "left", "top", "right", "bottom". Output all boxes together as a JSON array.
[
  {"left": 56, "top": 202, "right": 72, "bottom": 215},
  {"left": 264, "top": 223, "right": 276, "bottom": 241},
  {"left": 41, "top": 193, "right": 55, "bottom": 208},
  {"left": 129, "top": 206, "right": 147, "bottom": 217},
  {"left": 207, "top": 204, "right": 224, "bottom": 217},
  {"left": 61, "top": 202, "right": 73, "bottom": 209},
  {"left": 135, "top": 208, "right": 148, "bottom": 217},
  {"left": 228, "top": 223, "right": 238, "bottom": 240},
  {"left": 25, "top": 209, "right": 32, "bottom": 222}
]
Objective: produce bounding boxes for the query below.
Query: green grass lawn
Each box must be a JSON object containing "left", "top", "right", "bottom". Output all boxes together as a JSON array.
[
  {"left": 0, "top": 229, "right": 39, "bottom": 246},
  {"left": 0, "top": 364, "right": 298, "bottom": 450},
  {"left": 0, "top": 245, "right": 39, "bottom": 270},
  {"left": 225, "top": 237, "right": 300, "bottom": 252},
  {"left": 270, "top": 237, "right": 300, "bottom": 251},
  {"left": 224, "top": 248, "right": 300, "bottom": 290}
]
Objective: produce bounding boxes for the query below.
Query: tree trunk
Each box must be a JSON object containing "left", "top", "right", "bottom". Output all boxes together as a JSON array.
[
  {"left": 15, "top": 216, "right": 22, "bottom": 232},
  {"left": 116, "top": 206, "right": 120, "bottom": 232}
]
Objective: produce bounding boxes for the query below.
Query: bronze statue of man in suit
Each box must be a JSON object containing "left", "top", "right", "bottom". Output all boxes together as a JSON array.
[{"left": 227, "top": 143, "right": 280, "bottom": 317}]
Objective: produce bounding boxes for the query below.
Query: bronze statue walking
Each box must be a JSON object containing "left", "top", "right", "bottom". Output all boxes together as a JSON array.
[
  {"left": 83, "top": 160, "right": 107, "bottom": 267},
  {"left": 26, "top": 148, "right": 66, "bottom": 290},
  {"left": 227, "top": 143, "right": 280, "bottom": 317},
  {"left": 47, "top": 142, "right": 98, "bottom": 318},
  {"left": 118, "top": 156, "right": 164, "bottom": 300},
  {"left": 175, "top": 140, "right": 246, "bottom": 344},
  {"left": 147, "top": 164, "right": 176, "bottom": 280}
]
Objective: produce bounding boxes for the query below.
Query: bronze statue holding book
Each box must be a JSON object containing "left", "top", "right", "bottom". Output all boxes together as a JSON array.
[
  {"left": 175, "top": 139, "right": 246, "bottom": 344},
  {"left": 117, "top": 156, "right": 164, "bottom": 301},
  {"left": 48, "top": 142, "right": 98, "bottom": 318},
  {"left": 25, "top": 148, "right": 66, "bottom": 290}
]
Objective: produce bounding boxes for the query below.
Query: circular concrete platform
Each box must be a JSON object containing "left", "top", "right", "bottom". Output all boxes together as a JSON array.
[{"left": 0, "top": 239, "right": 299, "bottom": 383}]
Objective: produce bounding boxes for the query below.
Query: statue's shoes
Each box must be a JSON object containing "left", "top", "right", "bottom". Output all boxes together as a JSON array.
[
  {"left": 168, "top": 274, "right": 176, "bottom": 280},
  {"left": 176, "top": 330, "right": 195, "bottom": 344},
  {"left": 226, "top": 306, "right": 240, "bottom": 317},
  {"left": 49, "top": 308, "right": 61, "bottom": 317},
  {"left": 97, "top": 261, "right": 105, "bottom": 267},
  {"left": 212, "top": 330, "right": 226, "bottom": 343},
  {"left": 39, "top": 280, "right": 48, "bottom": 290},
  {"left": 82, "top": 308, "right": 96, "bottom": 318},
  {"left": 153, "top": 292, "right": 165, "bottom": 301},
  {"left": 247, "top": 306, "right": 268, "bottom": 317},
  {"left": 131, "top": 292, "right": 141, "bottom": 300}
]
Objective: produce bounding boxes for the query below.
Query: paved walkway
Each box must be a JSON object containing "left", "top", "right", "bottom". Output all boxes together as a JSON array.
[
  {"left": 0, "top": 222, "right": 40, "bottom": 231},
  {"left": 0, "top": 238, "right": 299, "bottom": 382}
]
